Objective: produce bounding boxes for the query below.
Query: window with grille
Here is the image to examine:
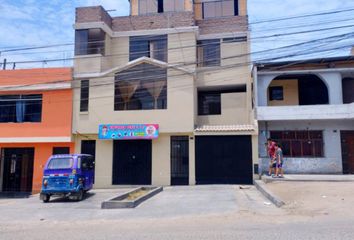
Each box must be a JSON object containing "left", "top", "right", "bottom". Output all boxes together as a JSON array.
[{"left": 270, "top": 131, "right": 324, "bottom": 157}]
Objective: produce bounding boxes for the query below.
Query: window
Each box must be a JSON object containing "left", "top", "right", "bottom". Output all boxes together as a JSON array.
[
  {"left": 47, "top": 157, "right": 73, "bottom": 170},
  {"left": 197, "top": 39, "right": 221, "bottom": 67},
  {"left": 80, "top": 80, "right": 89, "bottom": 112},
  {"left": 139, "top": 0, "right": 158, "bottom": 14},
  {"left": 52, "top": 147, "right": 70, "bottom": 155},
  {"left": 80, "top": 156, "right": 94, "bottom": 170},
  {"left": 75, "top": 28, "right": 105, "bottom": 55},
  {"left": 270, "top": 131, "right": 324, "bottom": 157},
  {"left": 139, "top": 0, "right": 184, "bottom": 14},
  {"left": 269, "top": 86, "right": 284, "bottom": 101},
  {"left": 114, "top": 63, "right": 167, "bottom": 111},
  {"left": 130, "top": 35, "right": 168, "bottom": 62},
  {"left": 223, "top": 36, "right": 247, "bottom": 43},
  {"left": 0, "top": 94, "right": 42, "bottom": 123},
  {"left": 198, "top": 85, "right": 246, "bottom": 115},
  {"left": 164, "top": 0, "right": 185, "bottom": 12},
  {"left": 198, "top": 92, "right": 221, "bottom": 115},
  {"left": 203, "top": 0, "right": 238, "bottom": 19}
]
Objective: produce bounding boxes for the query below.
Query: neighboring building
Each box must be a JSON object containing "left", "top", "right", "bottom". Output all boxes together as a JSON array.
[
  {"left": 0, "top": 68, "right": 74, "bottom": 194},
  {"left": 73, "top": 0, "right": 257, "bottom": 187},
  {"left": 254, "top": 57, "right": 354, "bottom": 174}
]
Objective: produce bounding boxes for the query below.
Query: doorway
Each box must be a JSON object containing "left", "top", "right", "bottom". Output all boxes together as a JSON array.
[
  {"left": 1, "top": 148, "right": 34, "bottom": 192},
  {"left": 341, "top": 131, "right": 354, "bottom": 174},
  {"left": 171, "top": 136, "right": 189, "bottom": 185},
  {"left": 112, "top": 140, "right": 152, "bottom": 185}
]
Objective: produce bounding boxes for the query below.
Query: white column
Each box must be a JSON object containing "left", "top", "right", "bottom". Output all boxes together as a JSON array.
[{"left": 318, "top": 72, "right": 343, "bottom": 104}]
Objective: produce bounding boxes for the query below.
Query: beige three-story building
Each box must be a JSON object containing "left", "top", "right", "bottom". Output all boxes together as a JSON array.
[{"left": 73, "top": 0, "right": 258, "bottom": 187}]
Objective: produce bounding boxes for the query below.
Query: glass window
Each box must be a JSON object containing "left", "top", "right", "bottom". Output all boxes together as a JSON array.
[
  {"left": 198, "top": 92, "right": 221, "bottom": 115},
  {"left": 114, "top": 63, "right": 167, "bottom": 111},
  {"left": 197, "top": 39, "right": 220, "bottom": 67},
  {"left": 47, "top": 157, "right": 73, "bottom": 169},
  {"left": 75, "top": 28, "right": 105, "bottom": 55},
  {"left": 269, "top": 86, "right": 284, "bottom": 101},
  {"left": 139, "top": 0, "right": 158, "bottom": 14},
  {"left": 0, "top": 94, "right": 42, "bottom": 123},
  {"left": 80, "top": 80, "right": 89, "bottom": 112},
  {"left": 270, "top": 131, "right": 324, "bottom": 157},
  {"left": 52, "top": 147, "right": 70, "bottom": 155},
  {"left": 203, "top": 0, "right": 237, "bottom": 19},
  {"left": 164, "top": 0, "right": 185, "bottom": 12},
  {"left": 130, "top": 35, "right": 167, "bottom": 62}
]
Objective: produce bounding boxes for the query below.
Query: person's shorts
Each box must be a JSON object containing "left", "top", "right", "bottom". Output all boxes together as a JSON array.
[{"left": 277, "top": 162, "right": 283, "bottom": 168}]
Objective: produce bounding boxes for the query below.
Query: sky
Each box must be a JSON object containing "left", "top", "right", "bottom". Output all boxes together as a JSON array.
[{"left": 0, "top": 0, "right": 354, "bottom": 69}]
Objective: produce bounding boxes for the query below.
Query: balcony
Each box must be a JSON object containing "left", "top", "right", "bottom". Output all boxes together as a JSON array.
[{"left": 256, "top": 103, "right": 354, "bottom": 121}]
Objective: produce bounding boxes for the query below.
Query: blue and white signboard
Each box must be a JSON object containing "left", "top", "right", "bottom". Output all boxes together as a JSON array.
[{"left": 98, "top": 124, "right": 159, "bottom": 140}]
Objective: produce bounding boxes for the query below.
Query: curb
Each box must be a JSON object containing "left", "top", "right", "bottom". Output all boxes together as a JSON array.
[
  {"left": 261, "top": 176, "right": 354, "bottom": 183},
  {"left": 254, "top": 180, "right": 285, "bottom": 208}
]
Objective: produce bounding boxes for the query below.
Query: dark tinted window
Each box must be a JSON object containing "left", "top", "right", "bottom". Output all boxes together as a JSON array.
[
  {"left": 129, "top": 35, "right": 167, "bottom": 62},
  {"left": 0, "top": 94, "right": 42, "bottom": 123},
  {"left": 80, "top": 80, "right": 89, "bottom": 112},
  {"left": 198, "top": 92, "right": 221, "bottom": 115},
  {"left": 197, "top": 39, "right": 220, "bottom": 67},
  {"left": 75, "top": 28, "right": 105, "bottom": 55},
  {"left": 269, "top": 86, "right": 284, "bottom": 101},
  {"left": 52, "top": 147, "right": 70, "bottom": 155}
]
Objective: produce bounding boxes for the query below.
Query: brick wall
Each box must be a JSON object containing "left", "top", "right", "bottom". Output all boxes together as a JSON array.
[
  {"left": 112, "top": 12, "right": 195, "bottom": 32},
  {"left": 76, "top": 6, "right": 112, "bottom": 28},
  {"left": 196, "top": 16, "right": 248, "bottom": 35}
]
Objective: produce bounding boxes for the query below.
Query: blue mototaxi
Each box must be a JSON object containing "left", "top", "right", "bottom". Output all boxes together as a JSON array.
[{"left": 40, "top": 154, "right": 94, "bottom": 202}]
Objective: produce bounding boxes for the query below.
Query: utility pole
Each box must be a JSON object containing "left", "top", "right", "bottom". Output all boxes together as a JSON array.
[{"left": 2, "top": 58, "right": 6, "bottom": 70}]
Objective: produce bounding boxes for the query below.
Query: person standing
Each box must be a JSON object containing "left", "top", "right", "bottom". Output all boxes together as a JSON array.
[
  {"left": 274, "top": 143, "right": 284, "bottom": 178},
  {"left": 267, "top": 138, "right": 276, "bottom": 176}
]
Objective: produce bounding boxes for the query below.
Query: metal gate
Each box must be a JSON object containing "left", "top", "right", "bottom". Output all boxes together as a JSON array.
[
  {"left": 171, "top": 136, "right": 189, "bottom": 185},
  {"left": 341, "top": 131, "right": 354, "bottom": 174},
  {"left": 195, "top": 136, "right": 253, "bottom": 184},
  {"left": 112, "top": 140, "right": 152, "bottom": 185}
]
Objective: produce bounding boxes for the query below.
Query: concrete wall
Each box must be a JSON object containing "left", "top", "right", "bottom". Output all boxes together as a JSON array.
[
  {"left": 74, "top": 133, "right": 195, "bottom": 188},
  {"left": 257, "top": 72, "right": 344, "bottom": 107},
  {"left": 197, "top": 92, "right": 249, "bottom": 125},
  {"left": 72, "top": 69, "right": 195, "bottom": 134},
  {"left": 257, "top": 120, "right": 354, "bottom": 174},
  {"left": 268, "top": 79, "right": 299, "bottom": 106}
]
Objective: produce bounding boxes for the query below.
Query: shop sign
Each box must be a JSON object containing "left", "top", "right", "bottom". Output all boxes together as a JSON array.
[{"left": 98, "top": 124, "right": 159, "bottom": 140}]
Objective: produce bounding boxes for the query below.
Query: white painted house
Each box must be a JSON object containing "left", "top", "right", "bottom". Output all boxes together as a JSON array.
[{"left": 253, "top": 56, "right": 354, "bottom": 174}]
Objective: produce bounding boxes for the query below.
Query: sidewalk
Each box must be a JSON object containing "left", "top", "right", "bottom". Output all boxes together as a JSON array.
[{"left": 261, "top": 174, "right": 354, "bottom": 183}]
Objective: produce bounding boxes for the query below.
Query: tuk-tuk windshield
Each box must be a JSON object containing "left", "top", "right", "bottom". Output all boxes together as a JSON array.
[{"left": 47, "top": 157, "right": 73, "bottom": 169}]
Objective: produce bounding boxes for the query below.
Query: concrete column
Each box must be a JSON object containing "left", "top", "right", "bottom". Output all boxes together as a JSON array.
[
  {"left": 318, "top": 72, "right": 343, "bottom": 104},
  {"left": 257, "top": 75, "right": 276, "bottom": 106},
  {"left": 94, "top": 139, "right": 113, "bottom": 188},
  {"left": 152, "top": 134, "right": 171, "bottom": 186},
  {"left": 189, "top": 135, "right": 196, "bottom": 185}
]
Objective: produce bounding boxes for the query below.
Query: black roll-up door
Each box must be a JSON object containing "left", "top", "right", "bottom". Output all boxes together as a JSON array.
[{"left": 195, "top": 136, "right": 253, "bottom": 184}]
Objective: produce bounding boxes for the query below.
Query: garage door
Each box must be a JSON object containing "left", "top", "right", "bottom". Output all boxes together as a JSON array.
[{"left": 195, "top": 136, "right": 253, "bottom": 184}]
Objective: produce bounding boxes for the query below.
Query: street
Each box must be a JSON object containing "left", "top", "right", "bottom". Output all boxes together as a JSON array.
[{"left": 1, "top": 184, "right": 354, "bottom": 239}]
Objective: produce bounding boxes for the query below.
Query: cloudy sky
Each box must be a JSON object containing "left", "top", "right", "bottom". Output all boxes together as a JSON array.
[{"left": 0, "top": 0, "right": 354, "bottom": 68}]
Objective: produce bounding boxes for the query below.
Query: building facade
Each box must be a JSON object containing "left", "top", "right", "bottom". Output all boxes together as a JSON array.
[
  {"left": 0, "top": 68, "right": 74, "bottom": 194},
  {"left": 73, "top": 0, "right": 257, "bottom": 187},
  {"left": 254, "top": 57, "right": 354, "bottom": 174}
]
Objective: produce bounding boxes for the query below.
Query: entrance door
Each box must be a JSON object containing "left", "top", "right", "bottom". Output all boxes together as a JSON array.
[
  {"left": 2, "top": 148, "right": 34, "bottom": 192},
  {"left": 112, "top": 140, "right": 152, "bottom": 185},
  {"left": 171, "top": 136, "right": 189, "bottom": 185},
  {"left": 341, "top": 131, "right": 354, "bottom": 174}
]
